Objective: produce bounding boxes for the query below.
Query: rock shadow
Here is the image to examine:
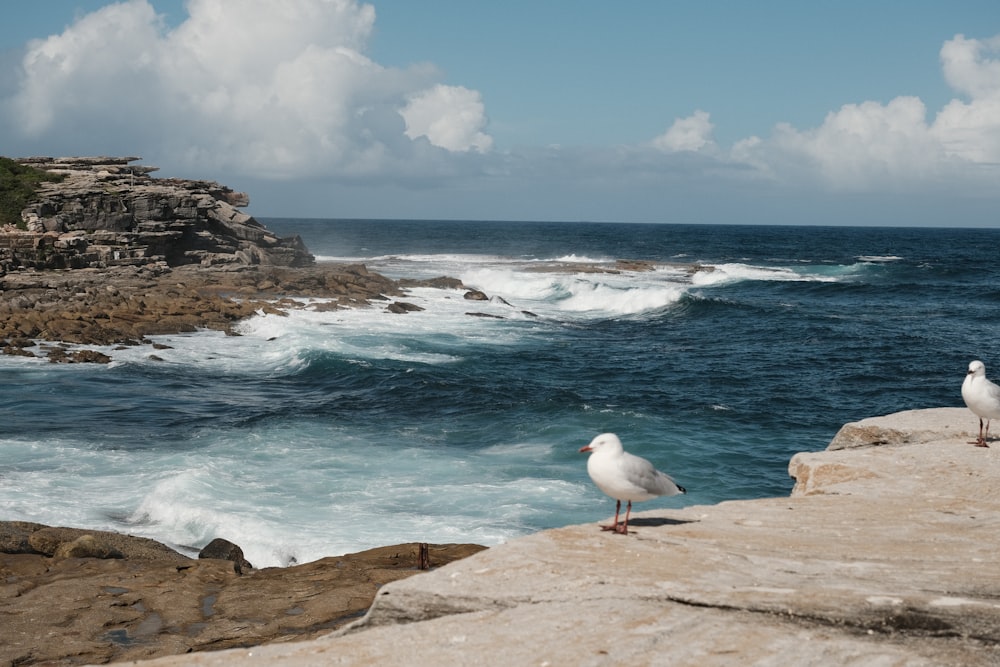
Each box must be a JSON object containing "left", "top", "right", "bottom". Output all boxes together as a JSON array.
[{"left": 626, "top": 517, "right": 697, "bottom": 528}]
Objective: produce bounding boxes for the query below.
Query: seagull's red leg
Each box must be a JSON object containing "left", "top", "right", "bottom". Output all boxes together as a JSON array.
[
  {"left": 982, "top": 418, "right": 992, "bottom": 447},
  {"left": 971, "top": 417, "right": 987, "bottom": 446},
  {"left": 601, "top": 499, "right": 622, "bottom": 531},
  {"left": 617, "top": 501, "right": 633, "bottom": 535}
]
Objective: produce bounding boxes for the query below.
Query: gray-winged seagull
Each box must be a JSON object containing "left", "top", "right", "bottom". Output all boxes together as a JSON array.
[
  {"left": 962, "top": 360, "right": 1000, "bottom": 447},
  {"left": 579, "top": 433, "right": 686, "bottom": 535}
]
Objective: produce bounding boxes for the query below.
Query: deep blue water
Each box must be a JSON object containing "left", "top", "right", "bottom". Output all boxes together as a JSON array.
[{"left": 1, "top": 220, "right": 997, "bottom": 566}]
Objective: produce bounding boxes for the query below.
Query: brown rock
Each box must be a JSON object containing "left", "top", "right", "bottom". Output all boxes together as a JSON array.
[
  {"left": 52, "top": 534, "right": 125, "bottom": 560},
  {"left": 0, "top": 521, "right": 47, "bottom": 554},
  {"left": 386, "top": 301, "right": 424, "bottom": 313},
  {"left": 0, "top": 521, "right": 486, "bottom": 666},
  {"left": 0, "top": 262, "right": 425, "bottom": 358},
  {"left": 198, "top": 538, "right": 253, "bottom": 575}
]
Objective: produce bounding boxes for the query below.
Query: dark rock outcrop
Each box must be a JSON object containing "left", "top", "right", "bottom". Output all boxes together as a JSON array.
[
  {"left": 199, "top": 537, "right": 253, "bottom": 575},
  {"left": 0, "top": 521, "right": 486, "bottom": 666},
  {"left": 0, "top": 157, "right": 313, "bottom": 271}
]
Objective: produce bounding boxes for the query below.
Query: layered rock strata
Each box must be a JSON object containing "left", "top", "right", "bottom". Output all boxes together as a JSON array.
[
  {"left": 1, "top": 157, "right": 312, "bottom": 271},
  {"left": 124, "top": 407, "right": 1000, "bottom": 666}
]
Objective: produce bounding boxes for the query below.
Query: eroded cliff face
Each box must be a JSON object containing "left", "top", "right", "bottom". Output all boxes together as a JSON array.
[{"left": 0, "top": 157, "right": 313, "bottom": 271}]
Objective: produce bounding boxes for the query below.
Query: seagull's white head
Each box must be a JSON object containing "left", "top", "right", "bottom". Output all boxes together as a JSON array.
[
  {"left": 968, "top": 360, "right": 986, "bottom": 377},
  {"left": 579, "top": 433, "right": 624, "bottom": 455}
]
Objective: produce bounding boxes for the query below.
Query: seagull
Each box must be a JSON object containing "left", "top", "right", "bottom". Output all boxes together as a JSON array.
[
  {"left": 579, "top": 433, "right": 686, "bottom": 535},
  {"left": 962, "top": 360, "right": 1000, "bottom": 447}
]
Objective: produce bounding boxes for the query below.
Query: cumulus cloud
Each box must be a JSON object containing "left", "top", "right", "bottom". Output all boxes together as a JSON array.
[
  {"left": 651, "top": 110, "right": 716, "bottom": 153},
  {"left": 3, "top": 6, "right": 999, "bottom": 216},
  {"left": 2, "top": 0, "right": 493, "bottom": 180},
  {"left": 725, "top": 33, "right": 1000, "bottom": 192},
  {"left": 402, "top": 84, "right": 492, "bottom": 153}
]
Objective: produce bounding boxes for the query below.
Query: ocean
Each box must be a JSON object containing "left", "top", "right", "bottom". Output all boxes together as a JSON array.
[{"left": 2, "top": 220, "right": 997, "bottom": 568}]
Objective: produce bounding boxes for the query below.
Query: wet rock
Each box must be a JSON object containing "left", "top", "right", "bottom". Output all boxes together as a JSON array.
[
  {"left": 0, "top": 521, "right": 486, "bottom": 666},
  {"left": 397, "top": 276, "right": 465, "bottom": 290},
  {"left": 198, "top": 538, "right": 253, "bottom": 575},
  {"left": 0, "top": 263, "right": 413, "bottom": 358},
  {"left": 386, "top": 301, "right": 424, "bottom": 313}
]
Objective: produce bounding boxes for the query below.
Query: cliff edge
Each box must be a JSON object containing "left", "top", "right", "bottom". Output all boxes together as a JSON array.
[
  {"left": 120, "top": 407, "right": 1000, "bottom": 666},
  {"left": 1, "top": 157, "right": 313, "bottom": 271}
]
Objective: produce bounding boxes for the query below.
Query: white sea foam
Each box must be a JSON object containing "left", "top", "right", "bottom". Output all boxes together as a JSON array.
[
  {"left": 546, "top": 254, "right": 610, "bottom": 263},
  {"left": 691, "top": 263, "right": 840, "bottom": 286},
  {"left": 0, "top": 424, "right": 595, "bottom": 568},
  {"left": 857, "top": 255, "right": 903, "bottom": 262}
]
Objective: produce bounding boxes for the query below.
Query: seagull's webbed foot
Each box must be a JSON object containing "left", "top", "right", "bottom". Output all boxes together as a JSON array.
[{"left": 598, "top": 522, "right": 630, "bottom": 534}]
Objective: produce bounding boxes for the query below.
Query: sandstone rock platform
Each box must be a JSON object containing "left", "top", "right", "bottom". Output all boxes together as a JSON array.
[{"left": 121, "top": 407, "right": 1000, "bottom": 666}]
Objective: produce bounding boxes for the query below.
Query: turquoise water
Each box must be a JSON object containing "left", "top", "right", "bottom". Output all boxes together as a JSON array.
[{"left": 1, "top": 220, "right": 996, "bottom": 566}]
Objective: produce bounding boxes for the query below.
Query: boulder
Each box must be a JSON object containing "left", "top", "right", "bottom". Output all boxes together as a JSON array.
[
  {"left": 53, "top": 534, "right": 125, "bottom": 560},
  {"left": 0, "top": 521, "right": 47, "bottom": 554},
  {"left": 198, "top": 537, "right": 253, "bottom": 575},
  {"left": 386, "top": 301, "right": 424, "bottom": 313}
]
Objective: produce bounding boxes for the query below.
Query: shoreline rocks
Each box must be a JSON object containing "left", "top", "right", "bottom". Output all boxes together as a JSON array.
[
  {"left": 0, "top": 156, "right": 436, "bottom": 362},
  {"left": 0, "top": 262, "right": 415, "bottom": 361},
  {"left": 0, "top": 521, "right": 486, "bottom": 666}
]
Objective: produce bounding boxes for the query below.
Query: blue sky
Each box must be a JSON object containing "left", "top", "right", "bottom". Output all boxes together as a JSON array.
[{"left": 2, "top": 1, "right": 999, "bottom": 225}]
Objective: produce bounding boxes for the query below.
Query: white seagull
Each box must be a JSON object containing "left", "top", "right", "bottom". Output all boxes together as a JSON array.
[
  {"left": 579, "top": 433, "right": 686, "bottom": 535},
  {"left": 962, "top": 360, "right": 1000, "bottom": 447}
]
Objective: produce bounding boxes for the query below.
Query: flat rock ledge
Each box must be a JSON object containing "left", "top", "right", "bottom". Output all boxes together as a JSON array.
[{"left": 121, "top": 407, "right": 1000, "bottom": 666}]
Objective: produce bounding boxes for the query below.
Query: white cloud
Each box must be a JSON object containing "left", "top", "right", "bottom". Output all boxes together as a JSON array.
[
  {"left": 726, "top": 33, "right": 1000, "bottom": 192},
  {"left": 3, "top": 0, "right": 493, "bottom": 180},
  {"left": 652, "top": 110, "right": 716, "bottom": 153},
  {"left": 933, "top": 34, "right": 1000, "bottom": 165},
  {"left": 939, "top": 33, "right": 1000, "bottom": 100},
  {"left": 4, "top": 6, "right": 999, "bottom": 216},
  {"left": 402, "top": 84, "right": 493, "bottom": 153}
]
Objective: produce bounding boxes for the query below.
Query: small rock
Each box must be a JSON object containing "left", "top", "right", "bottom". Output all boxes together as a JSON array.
[
  {"left": 199, "top": 537, "right": 253, "bottom": 575},
  {"left": 387, "top": 301, "right": 425, "bottom": 314}
]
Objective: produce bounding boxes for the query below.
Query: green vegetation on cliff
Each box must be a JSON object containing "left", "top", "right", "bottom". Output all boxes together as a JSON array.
[{"left": 0, "top": 157, "right": 65, "bottom": 229}]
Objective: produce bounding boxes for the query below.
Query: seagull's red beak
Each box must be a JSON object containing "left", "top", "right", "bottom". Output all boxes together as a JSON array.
[{"left": 579, "top": 445, "right": 592, "bottom": 453}]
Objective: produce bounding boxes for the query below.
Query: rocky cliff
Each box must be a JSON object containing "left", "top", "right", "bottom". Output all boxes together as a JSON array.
[
  {"left": 0, "top": 157, "right": 313, "bottom": 271},
  {"left": 117, "top": 408, "right": 1000, "bottom": 666}
]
